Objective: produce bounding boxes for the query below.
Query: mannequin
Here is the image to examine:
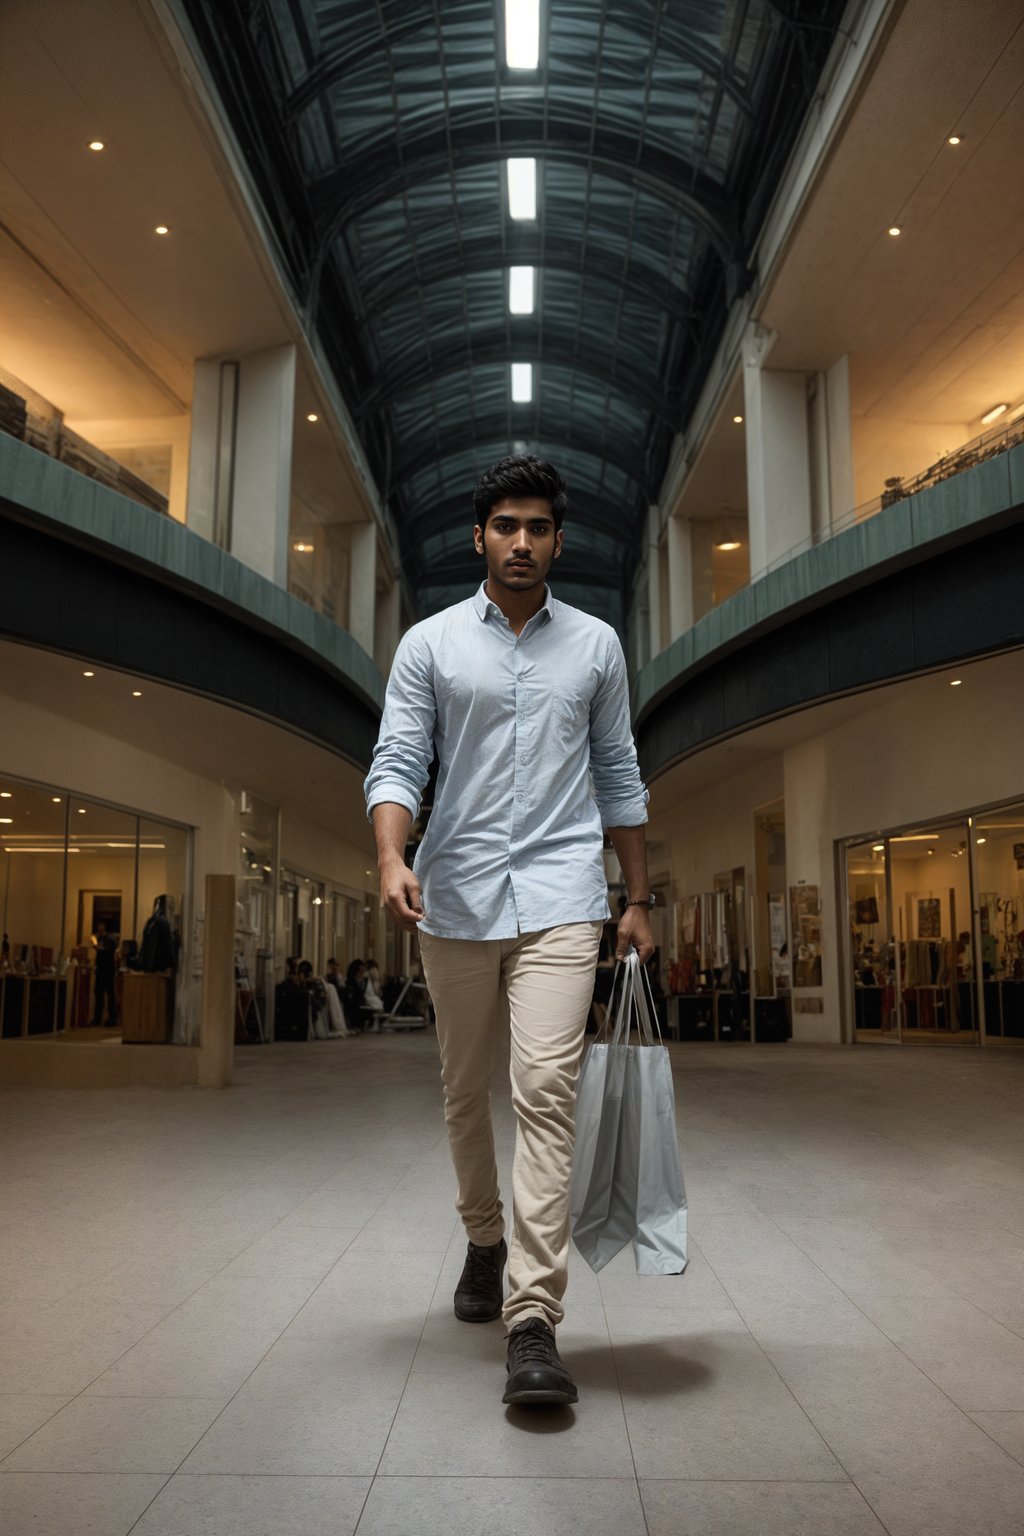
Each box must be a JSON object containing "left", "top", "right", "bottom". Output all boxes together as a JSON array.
[{"left": 141, "top": 895, "right": 176, "bottom": 973}]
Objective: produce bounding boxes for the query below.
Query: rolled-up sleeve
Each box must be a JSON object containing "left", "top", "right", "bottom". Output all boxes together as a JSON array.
[
  {"left": 589, "top": 633, "right": 649, "bottom": 827},
  {"left": 364, "top": 630, "right": 437, "bottom": 821}
]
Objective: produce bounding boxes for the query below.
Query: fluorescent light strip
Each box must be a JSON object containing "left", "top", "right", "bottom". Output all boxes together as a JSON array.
[
  {"left": 507, "top": 158, "right": 537, "bottom": 220},
  {"left": 509, "top": 265, "right": 535, "bottom": 314},
  {"left": 505, "top": 0, "right": 540, "bottom": 69},
  {"left": 511, "top": 363, "right": 533, "bottom": 403}
]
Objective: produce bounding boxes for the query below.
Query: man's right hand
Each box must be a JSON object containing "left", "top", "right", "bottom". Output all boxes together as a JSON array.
[{"left": 380, "top": 860, "right": 425, "bottom": 931}]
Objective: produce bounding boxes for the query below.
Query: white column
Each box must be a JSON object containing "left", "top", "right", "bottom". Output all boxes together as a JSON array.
[
  {"left": 742, "top": 323, "right": 812, "bottom": 578},
  {"left": 349, "top": 522, "right": 377, "bottom": 657},
  {"left": 826, "top": 353, "right": 854, "bottom": 526},
  {"left": 197, "top": 873, "right": 236, "bottom": 1088},
  {"left": 186, "top": 360, "right": 230, "bottom": 545},
  {"left": 646, "top": 504, "right": 662, "bottom": 659},
  {"left": 232, "top": 345, "right": 296, "bottom": 586},
  {"left": 691, "top": 519, "right": 717, "bottom": 623},
  {"left": 666, "top": 514, "right": 694, "bottom": 640},
  {"left": 783, "top": 739, "right": 841, "bottom": 1043}
]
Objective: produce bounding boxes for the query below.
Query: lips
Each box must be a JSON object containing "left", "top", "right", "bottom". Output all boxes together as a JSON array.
[{"left": 507, "top": 561, "right": 534, "bottom": 570}]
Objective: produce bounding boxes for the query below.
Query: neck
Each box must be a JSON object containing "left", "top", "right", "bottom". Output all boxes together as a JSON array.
[{"left": 484, "top": 576, "right": 547, "bottom": 635}]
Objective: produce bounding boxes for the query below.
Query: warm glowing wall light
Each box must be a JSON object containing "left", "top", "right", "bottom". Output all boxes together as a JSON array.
[
  {"left": 716, "top": 539, "right": 742, "bottom": 551},
  {"left": 505, "top": 0, "right": 540, "bottom": 68},
  {"left": 980, "top": 403, "right": 1008, "bottom": 425},
  {"left": 511, "top": 363, "right": 533, "bottom": 403},
  {"left": 509, "top": 266, "right": 535, "bottom": 314},
  {"left": 507, "top": 159, "right": 537, "bottom": 220},
  {"left": 293, "top": 541, "right": 314, "bottom": 553}
]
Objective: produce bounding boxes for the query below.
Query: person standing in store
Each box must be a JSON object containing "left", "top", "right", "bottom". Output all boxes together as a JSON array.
[
  {"left": 365, "top": 454, "right": 653, "bottom": 1407},
  {"left": 90, "top": 919, "right": 118, "bottom": 1028}
]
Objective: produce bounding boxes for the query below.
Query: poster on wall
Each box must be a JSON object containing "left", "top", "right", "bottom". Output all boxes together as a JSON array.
[
  {"left": 768, "top": 893, "right": 790, "bottom": 992},
  {"left": 789, "top": 883, "right": 823, "bottom": 987},
  {"left": 917, "top": 897, "right": 942, "bottom": 939}
]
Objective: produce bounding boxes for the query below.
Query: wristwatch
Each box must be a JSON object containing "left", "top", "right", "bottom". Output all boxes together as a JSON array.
[{"left": 625, "top": 894, "right": 656, "bottom": 909}]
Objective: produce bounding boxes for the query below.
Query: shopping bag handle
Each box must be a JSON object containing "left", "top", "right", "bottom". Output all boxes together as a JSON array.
[{"left": 601, "top": 949, "right": 662, "bottom": 1047}]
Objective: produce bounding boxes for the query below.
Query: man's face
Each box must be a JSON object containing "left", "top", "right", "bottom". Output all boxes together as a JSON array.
[{"left": 474, "top": 496, "right": 563, "bottom": 592}]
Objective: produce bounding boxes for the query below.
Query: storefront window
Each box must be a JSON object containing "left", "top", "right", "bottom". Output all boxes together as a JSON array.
[
  {"left": 0, "top": 773, "right": 192, "bottom": 1042},
  {"left": 238, "top": 794, "right": 277, "bottom": 1036},
  {"left": 973, "top": 802, "right": 1024, "bottom": 1040},
  {"left": 889, "top": 822, "right": 976, "bottom": 1040},
  {"left": 847, "top": 838, "right": 895, "bottom": 1039},
  {"left": 0, "top": 781, "right": 68, "bottom": 1036}
]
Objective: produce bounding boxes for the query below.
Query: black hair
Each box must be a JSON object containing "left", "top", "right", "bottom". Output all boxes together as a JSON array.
[
  {"left": 472, "top": 454, "right": 567, "bottom": 531},
  {"left": 298, "top": 960, "right": 313, "bottom": 977}
]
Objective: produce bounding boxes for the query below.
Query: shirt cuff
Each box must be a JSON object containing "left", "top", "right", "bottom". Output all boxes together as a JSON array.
[
  {"left": 597, "top": 795, "right": 650, "bottom": 828},
  {"left": 365, "top": 782, "right": 422, "bottom": 823}
]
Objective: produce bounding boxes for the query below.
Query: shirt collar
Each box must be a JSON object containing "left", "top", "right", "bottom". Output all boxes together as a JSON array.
[{"left": 472, "top": 582, "right": 555, "bottom": 625}]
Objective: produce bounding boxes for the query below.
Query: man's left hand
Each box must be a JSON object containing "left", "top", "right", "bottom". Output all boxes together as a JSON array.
[{"left": 616, "top": 906, "right": 654, "bottom": 963}]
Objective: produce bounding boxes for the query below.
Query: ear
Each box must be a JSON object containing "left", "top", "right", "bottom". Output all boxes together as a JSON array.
[
  {"left": 553, "top": 528, "right": 564, "bottom": 559},
  {"left": 473, "top": 521, "right": 485, "bottom": 555}
]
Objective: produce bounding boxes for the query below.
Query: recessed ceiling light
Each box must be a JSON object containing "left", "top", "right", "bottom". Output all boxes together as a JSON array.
[
  {"left": 0, "top": 792, "right": 10, "bottom": 799},
  {"left": 292, "top": 541, "right": 314, "bottom": 553},
  {"left": 716, "top": 539, "right": 742, "bottom": 551},
  {"left": 0, "top": 818, "right": 12, "bottom": 825},
  {"left": 511, "top": 362, "right": 533, "bottom": 402},
  {"left": 306, "top": 412, "right": 318, "bottom": 422},
  {"left": 507, "top": 158, "right": 537, "bottom": 220},
  {"left": 77, "top": 808, "right": 86, "bottom": 815},
  {"left": 976, "top": 837, "right": 986, "bottom": 845},
  {"left": 887, "top": 226, "right": 902, "bottom": 237},
  {"left": 873, "top": 844, "right": 885, "bottom": 852},
  {"left": 950, "top": 678, "right": 963, "bottom": 686},
  {"left": 732, "top": 414, "right": 743, "bottom": 424},
  {"left": 980, "top": 403, "right": 1008, "bottom": 425},
  {"left": 132, "top": 690, "right": 142, "bottom": 697},
  {"left": 154, "top": 224, "right": 170, "bottom": 236},
  {"left": 947, "top": 134, "right": 962, "bottom": 146},
  {"left": 52, "top": 797, "right": 62, "bottom": 803},
  {"left": 83, "top": 670, "right": 95, "bottom": 677},
  {"left": 88, "top": 140, "right": 105, "bottom": 152}
]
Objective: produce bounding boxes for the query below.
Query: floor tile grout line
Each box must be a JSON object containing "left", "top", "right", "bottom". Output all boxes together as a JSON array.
[
  {"left": 691, "top": 1236, "right": 897, "bottom": 1536},
  {"left": 596, "top": 1269, "right": 655, "bottom": 1536},
  {"left": 351, "top": 1214, "right": 463, "bottom": 1535}
]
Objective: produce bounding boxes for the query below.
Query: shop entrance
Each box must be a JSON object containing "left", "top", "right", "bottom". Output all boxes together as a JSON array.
[{"left": 843, "top": 810, "right": 1024, "bottom": 1045}]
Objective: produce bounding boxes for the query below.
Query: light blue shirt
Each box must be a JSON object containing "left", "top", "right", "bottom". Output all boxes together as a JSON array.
[{"left": 364, "top": 583, "right": 648, "bottom": 940}]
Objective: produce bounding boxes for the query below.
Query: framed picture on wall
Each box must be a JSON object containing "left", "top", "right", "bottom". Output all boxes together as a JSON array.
[{"left": 77, "top": 891, "right": 122, "bottom": 944}]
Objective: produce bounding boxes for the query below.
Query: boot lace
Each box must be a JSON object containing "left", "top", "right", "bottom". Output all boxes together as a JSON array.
[{"left": 508, "top": 1318, "right": 557, "bottom": 1367}]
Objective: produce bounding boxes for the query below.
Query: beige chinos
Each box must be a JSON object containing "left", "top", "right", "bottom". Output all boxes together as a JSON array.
[{"left": 419, "top": 920, "right": 602, "bottom": 1330}]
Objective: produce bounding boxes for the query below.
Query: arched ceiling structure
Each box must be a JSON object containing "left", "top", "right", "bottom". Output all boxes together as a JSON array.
[{"left": 181, "top": 0, "right": 846, "bottom": 628}]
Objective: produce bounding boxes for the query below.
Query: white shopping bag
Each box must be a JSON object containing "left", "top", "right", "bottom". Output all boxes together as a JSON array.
[{"left": 571, "top": 951, "right": 687, "bottom": 1275}]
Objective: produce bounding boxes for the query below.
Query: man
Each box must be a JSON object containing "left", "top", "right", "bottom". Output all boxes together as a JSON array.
[
  {"left": 364, "top": 454, "right": 653, "bottom": 1407},
  {"left": 90, "top": 920, "right": 118, "bottom": 1028}
]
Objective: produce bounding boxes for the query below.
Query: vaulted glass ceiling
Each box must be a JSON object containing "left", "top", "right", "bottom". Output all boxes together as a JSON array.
[{"left": 182, "top": 0, "right": 845, "bottom": 628}]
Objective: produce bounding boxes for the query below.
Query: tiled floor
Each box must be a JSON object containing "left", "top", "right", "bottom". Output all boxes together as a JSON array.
[{"left": 2, "top": 1037, "right": 1024, "bottom": 1535}]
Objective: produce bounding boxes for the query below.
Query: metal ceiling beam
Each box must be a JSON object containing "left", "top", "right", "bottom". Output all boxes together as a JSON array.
[
  {"left": 355, "top": 233, "right": 694, "bottom": 327},
  {"left": 392, "top": 417, "right": 655, "bottom": 502},
  {"left": 405, "top": 494, "right": 634, "bottom": 549},
  {"left": 308, "top": 105, "right": 737, "bottom": 255},
  {"left": 284, "top": 3, "right": 756, "bottom": 123},
  {"left": 356, "top": 330, "right": 678, "bottom": 426}
]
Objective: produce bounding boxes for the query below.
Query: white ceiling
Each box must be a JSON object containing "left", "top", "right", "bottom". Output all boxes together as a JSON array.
[{"left": 0, "top": 639, "right": 373, "bottom": 854}]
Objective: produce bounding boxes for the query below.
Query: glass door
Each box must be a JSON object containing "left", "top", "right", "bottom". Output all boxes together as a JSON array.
[
  {"left": 971, "top": 802, "right": 1024, "bottom": 1041},
  {"left": 847, "top": 838, "right": 897, "bottom": 1041},
  {"left": 888, "top": 823, "right": 977, "bottom": 1043}
]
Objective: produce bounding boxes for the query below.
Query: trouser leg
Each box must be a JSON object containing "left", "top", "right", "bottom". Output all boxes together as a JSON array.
[
  {"left": 418, "top": 933, "right": 506, "bottom": 1247},
  {"left": 502, "top": 921, "right": 603, "bottom": 1330}
]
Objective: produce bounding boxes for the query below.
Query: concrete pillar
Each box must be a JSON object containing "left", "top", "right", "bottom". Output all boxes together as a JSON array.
[
  {"left": 666, "top": 515, "right": 694, "bottom": 640},
  {"left": 186, "top": 360, "right": 237, "bottom": 547},
  {"left": 783, "top": 740, "right": 841, "bottom": 1043},
  {"left": 349, "top": 522, "right": 377, "bottom": 657},
  {"left": 198, "top": 873, "right": 236, "bottom": 1088},
  {"left": 742, "top": 323, "right": 812, "bottom": 579},
  {"left": 646, "top": 504, "right": 662, "bottom": 659},
  {"left": 826, "top": 354, "right": 854, "bottom": 526},
  {"left": 691, "top": 519, "right": 717, "bottom": 623},
  {"left": 232, "top": 345, "right": 296, "bottom": 586}
]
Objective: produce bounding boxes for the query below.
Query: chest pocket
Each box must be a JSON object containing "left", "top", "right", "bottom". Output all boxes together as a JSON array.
[{"left": 551, "top": 684, "right": 591, "bottom": 742}]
